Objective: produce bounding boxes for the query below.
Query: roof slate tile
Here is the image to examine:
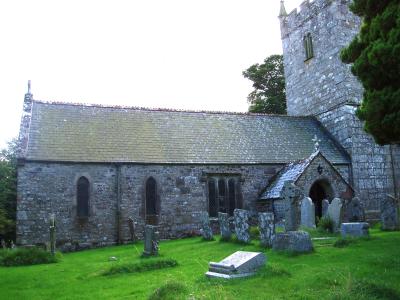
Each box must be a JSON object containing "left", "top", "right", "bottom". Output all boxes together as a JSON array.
[{"left": 24, "top": 101, "right": 350, "bottom": 164}]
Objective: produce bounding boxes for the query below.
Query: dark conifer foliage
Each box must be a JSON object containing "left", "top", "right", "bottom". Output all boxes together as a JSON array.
[{"left": 341, "top": 0, "right": 400, "bottom": 145}]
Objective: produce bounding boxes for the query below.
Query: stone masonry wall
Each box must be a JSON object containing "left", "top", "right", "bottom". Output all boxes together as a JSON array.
[
  {"left": 280, "top": 0, "right": 400, "bottom": 212},
  {"left": 17, "top": 162, "right": 287, "bottom": 247},
  {"left": 280, "top": 0, "right": 363, "bottom": 116},
  {"left": 318, "top": 106, "right": 399, "bottom": 211},
  {"left": 270, "top": 157, "right": 352, "bottom": 219}
]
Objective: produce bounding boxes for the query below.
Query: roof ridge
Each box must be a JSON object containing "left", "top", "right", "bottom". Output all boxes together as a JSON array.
[{"left": 32, "top": 99, "right": 313, "bottom": 119}]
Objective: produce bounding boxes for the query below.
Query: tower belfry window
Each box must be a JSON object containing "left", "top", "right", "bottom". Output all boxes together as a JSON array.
[{"left": 303, "top": 33, "right": 314, "bottom": 61}]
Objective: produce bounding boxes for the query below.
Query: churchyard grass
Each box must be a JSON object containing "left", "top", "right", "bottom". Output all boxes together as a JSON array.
[{"left": 0, "top": 229, "right": 399, "bottom": 299}]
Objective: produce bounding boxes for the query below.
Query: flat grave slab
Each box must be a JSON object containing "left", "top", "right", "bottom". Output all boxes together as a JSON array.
[{"left": 205, "top": 251, "right": 266, "bottom": 279}]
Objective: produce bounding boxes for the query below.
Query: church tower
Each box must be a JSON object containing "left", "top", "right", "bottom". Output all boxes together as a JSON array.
[{"left": 279, "top": 0, "right": 400, "bottom": 216}]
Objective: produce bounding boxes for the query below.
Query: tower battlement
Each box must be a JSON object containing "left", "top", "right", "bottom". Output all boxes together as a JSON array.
[{"left": 280, "top": 0, "right": 353, "bottom": 37}]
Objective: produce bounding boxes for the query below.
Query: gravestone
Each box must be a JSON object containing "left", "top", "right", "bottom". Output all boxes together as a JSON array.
[
  {"left": 49, "top": 214, "right": 56, "bottom": 255},
  {"left": 218, "top": 212, "right": 231, "bottom": 240},
  {"left": 347, "top": 197, "right": 365, "bottom": 222},
  {"left": 258, "top": 212, "right": 275, "bottom": 247},
  {"left": 381, "top": 194, "right": 399, "bottom": 231},
  {"left": 205, "top": 251, "right": 266, "bottom": 279},
  {"left": 127, "top": 217, "right": 137, "bottom": 242},
  {"left": 341, "top": 222, "right": 369, "bottom": 238},
  {"left": 1, "top": 239, "right": 5, "bottom": 249},
  {"left": 327, "top": 198, "right": 344, "bottom": 231},
  {"left": 322, "top": 199, "right": 329, "bottom": 217},
  {"left": 301, "top": 197, "right": 316, "bottom": 228},
  {"left": 234, "top": 209, "right": 251, "bottom": 243},
  {"left": 143, "top": 225, "right": 159, "bottom": 256},
  {"left": 272, "top": 231, "right": 313, "bottom": 253},
  {"left": 281, "top": 181, "right": 304, "bottom": 231},
  {"left": 200, "top": 212, "right": 214, "bottom": 240}
]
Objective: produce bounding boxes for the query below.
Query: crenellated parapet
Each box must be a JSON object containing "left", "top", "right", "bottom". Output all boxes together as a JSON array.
[{"left": 280, "top": 0, "right": 353, "bottom": 38}]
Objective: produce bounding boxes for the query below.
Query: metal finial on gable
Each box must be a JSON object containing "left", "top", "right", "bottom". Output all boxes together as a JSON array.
[
  {"left": 312, "top": 135, "right": 321, "bottom": 152},
  {"left": 27, "top": 80, "right": 31, "bottom": 94},
  {"left": 279, "top": 0, "right": 287, "bottom": 17}
]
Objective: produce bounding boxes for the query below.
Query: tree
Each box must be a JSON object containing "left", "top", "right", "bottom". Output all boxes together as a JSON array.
[
  {"left": 0, "top": 139, "right": 18, "bottom": 243},
  {"left": 243, "top": 54, "right": 286, "bottom": 114},
  {"left": 341, "top": 0, "right": 400, "bottom": 145}
]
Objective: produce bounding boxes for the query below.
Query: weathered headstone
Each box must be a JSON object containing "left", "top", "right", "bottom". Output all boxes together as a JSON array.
[
  {"left": 347, "top": 197, "right": 365, "bottom": 222},
  {"left": 322, "top": 199, "right": 329, "bottom": 217},
  {"left": 258, "top": 212, "right": 275, "bottom": 247},
  {"left": 341, "top": 222, "right": 369, "bottom": 238},
  {"left": 272, "top": 231, "right": 313, "bottom": 253},
  {"left": 128, "top": 217, "right": 137, "bottom": 242},
  {"left": 200, "top": 212, "right": 214, "bottom": 240},
  {"left": 301, "top": 197, "right": 316, "bottom": 228},
  {"left": 218, "top": 212, "right": 231, "bottom": 240},
  {"left": 281, "top": 181, "right": 304, "bottom": 231},
  {"left": 143, "top": 225, "right": 159, "bottom": 256},
  {"left": 234, "top": 209, "right": 251, "bottom": 243},
  {"left": 381, "top": 194, "right": 399, "bottom": 231},
  {"left": 0, "top": 239, "right": 6, "bottom": 249},
  {"left": 327, "top": 198, "right": 344, "bottom": 231},
  {"left": 206, "top": 251, "right": 266, "bottom": 279},
  {"left": 49, "top": 214, "right": 56, "bottom": 255}
]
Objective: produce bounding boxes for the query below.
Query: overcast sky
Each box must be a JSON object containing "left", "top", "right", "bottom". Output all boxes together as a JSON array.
[{"left": 0, "top": 0, "right": 304, "bottom": 148}]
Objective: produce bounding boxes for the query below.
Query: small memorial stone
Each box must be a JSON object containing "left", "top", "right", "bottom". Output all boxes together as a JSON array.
[
  {"left": 218, "top": 212, "right": 231, "bottom": 240},
  {"left": 327, "top": 198, "right": 344, "bottom": 231},
  {"left": 206, "top": 251, "right": 266, "bottom": 279},
  {"left": 381, "top": 194, "right": 399, "bottom": 231},
  {"left": 258, "top": 212, "right": 275, "bottom": 247},
  {"left": 281, "top": 181, "right": 303, "bottom": 231},
  {"left": 143, "top": 225, "right": 159, "bottom": 256},
  {"left": 301, "top": 197, "right": 316, "bottom": 228},
  {"left": 234, "top": 209, "right": 251, "bottom": 243},
  {"left": 49, "top": 214, "right": 56, "bottom": 255},
  {"left": 322, "top": 199, "right": 329, "bottom": 217},
  {"left": 1, "top": 239, "right": 6, "bottom": 249},
  {"left": 272, "top": 231, "right": 313, "bottom": 253},
  {"left": 341, "top": 222, "right": 369, "bottom": 238},
  {"left": 128, "top": 217, "right": 137, "bottom": 242},
  {"left": 347, "top": 197, "right": 365, "bottom": 222},
  {"left": 200, "top": 212, "right": 213, "bottom": 240}
]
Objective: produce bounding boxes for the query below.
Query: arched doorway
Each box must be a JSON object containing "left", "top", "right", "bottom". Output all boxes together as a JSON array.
[{"left": 309, "top": 180, "right": 333, "bottom": 218}]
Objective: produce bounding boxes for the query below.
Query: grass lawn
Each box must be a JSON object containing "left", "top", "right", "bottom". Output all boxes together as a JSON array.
[{"left": 1, "top": 229, "right": 400, "bottom": 299}]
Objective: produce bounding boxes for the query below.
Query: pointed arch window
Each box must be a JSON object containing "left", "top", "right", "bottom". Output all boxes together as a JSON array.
[
  {"left": 208, "top": 179, "right": 217, "bottom": 217},
  {"left": 77, "top": 177, "right": 89, "bottom": 218},
  {"left": 228, "top": 179, "right": 236, "bottom": 216},
  {"left": 207, "top": 176, "right": 242, "bottom": 217},
  {"left": 303, "top": 33, "right": 314, "bottom": 61},
  {"left": 146, "top": 177, "right": 157, "bottom": 216}
]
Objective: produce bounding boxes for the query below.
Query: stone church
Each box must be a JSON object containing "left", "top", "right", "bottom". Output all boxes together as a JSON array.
[{"left": 16, "top": 0, "right": 399, "bottom": 249}]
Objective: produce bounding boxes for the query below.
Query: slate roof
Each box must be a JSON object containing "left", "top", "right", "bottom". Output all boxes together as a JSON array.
[
  {"left": 22, "top": 101, "right": 351, "bottom": 164},
  {"left": 260, "top": 151, "right": 320, "bottom": 200}
]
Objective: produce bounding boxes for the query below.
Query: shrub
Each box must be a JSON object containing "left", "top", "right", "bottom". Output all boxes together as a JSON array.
[
  {"left": 102, "top": 258, "right": 178, "bottom": 276},
  {"left": 0, "top": 247, "right": 61, "bottom": 267},
  {"left": 333, "top": 238, "right": 355, "bottom": 248},
  {"left": 317, "top": 216, "right": 335, "bottom": 233},
  {"left": 148, "top": 281, "right": 187, "bottom": 300}
]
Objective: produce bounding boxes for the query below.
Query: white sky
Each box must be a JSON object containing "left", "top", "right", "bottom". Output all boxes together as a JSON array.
[{"left": 0, "top": 0, "right": 304, "bottom": 149}]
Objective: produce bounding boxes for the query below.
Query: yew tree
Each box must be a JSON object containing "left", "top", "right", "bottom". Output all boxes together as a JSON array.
[{"left": 341, "top": 0, "right": 400, "bottom": 145}]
